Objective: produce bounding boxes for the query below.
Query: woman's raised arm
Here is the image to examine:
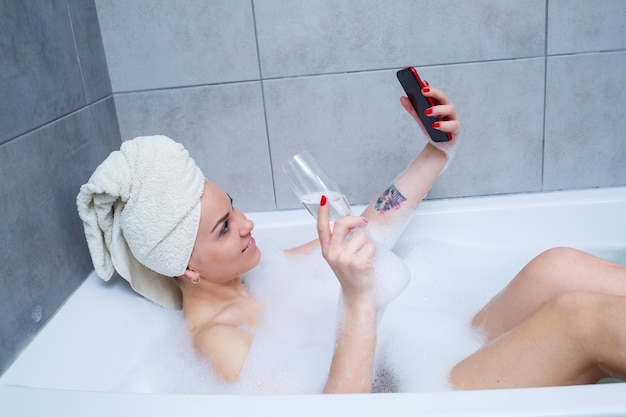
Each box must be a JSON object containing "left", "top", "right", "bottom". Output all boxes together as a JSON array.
[{"left": 361, "top": 85, "right": 461, "bottom": 248}]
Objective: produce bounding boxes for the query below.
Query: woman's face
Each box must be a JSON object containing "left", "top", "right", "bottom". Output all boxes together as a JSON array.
[{"left": 186, "top": 181, "right": 260, "bottom": 283}]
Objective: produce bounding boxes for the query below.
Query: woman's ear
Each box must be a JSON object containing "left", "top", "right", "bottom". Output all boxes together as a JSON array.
[
  {"left": 183, "top": 267, "right": 201, "bottom": 285},
  {"left": 182, "top": 267, "right": 196, "bottom": 280}
]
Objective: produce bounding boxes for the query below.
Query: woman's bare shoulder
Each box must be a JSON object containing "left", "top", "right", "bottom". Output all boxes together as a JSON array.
[{"left": 193, "top": 322, "right": 255, "bottom": 382}]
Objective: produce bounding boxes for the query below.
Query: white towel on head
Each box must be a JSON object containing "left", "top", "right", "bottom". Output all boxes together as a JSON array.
[{"left": 76, "top": 135, "right": 205, "bottom": 309}]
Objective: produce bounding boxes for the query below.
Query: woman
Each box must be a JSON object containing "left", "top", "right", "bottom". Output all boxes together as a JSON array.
[
  {"left": 176, "top": 86, "right": 457, "bottom": 392},
  {"left": 77, "top": 83, "right": 625, "bottom": 393},
  {"left": 77, "top": 83, "right": 457, "bottom": 393}
]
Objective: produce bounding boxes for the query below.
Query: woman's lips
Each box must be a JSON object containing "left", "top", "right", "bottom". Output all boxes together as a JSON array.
[{"left": 243, "top": 237, "right": 256, "bottom": 253}]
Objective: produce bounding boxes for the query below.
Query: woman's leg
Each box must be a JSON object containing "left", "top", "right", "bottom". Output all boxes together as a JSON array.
[
  {"left": 450, "top": 291, "right": 626, "bottom": 389},
  {"left": 474, "top": 247, "right": 626, "bottom": 342}
]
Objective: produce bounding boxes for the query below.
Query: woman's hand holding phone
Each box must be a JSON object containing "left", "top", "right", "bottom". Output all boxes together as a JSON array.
[{"left": 397, "top": 67, "right": 461, "bottom": 163}]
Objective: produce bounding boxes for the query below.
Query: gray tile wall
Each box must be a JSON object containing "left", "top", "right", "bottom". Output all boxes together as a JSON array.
[
  {"left": 96, "top": 0, "right": 626, "bottom": 212},
  {"left": 0, "top": 0, "right": 120, "bottom": 374}
]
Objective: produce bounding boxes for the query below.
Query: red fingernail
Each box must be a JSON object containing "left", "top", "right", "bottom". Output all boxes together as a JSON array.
[
  {"left": 423, "top": 80, "right": 429, "bottom": 86},
  {"left": 422, "top": 87, "right": 430, "bottom": 94},
  {"left": 432, "top": 122, "right": 441, "bottom": 128},
  {"left": 320, "top": 195, "right": 327, "bottom": 206},
  {"left": 424, "top": 108, "right": 433, "bottom": 116}
]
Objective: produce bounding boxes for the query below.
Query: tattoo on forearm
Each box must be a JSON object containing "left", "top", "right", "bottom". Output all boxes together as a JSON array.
[{"left": 374, "top": 185, "right": 407, "bottom": 213}]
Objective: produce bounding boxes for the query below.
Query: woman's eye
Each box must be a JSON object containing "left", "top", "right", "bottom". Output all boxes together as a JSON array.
[{"left": 219, "top": 220, "right": 229, "bottom": 236}]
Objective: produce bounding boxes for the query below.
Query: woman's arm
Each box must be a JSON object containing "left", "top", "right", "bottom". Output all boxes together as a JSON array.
[
  {"left": 360, "top": 86, "right": 460, "bottom": 247},
  {"left": 317, "top": 196, "right": 378, "bottom": 393},
  {"left": 360, "top": 142, "right": 446, "bottom": 246},
  {"left": 323, "top": 298, "right": 377, "bottom": 393},
  {"left": 284, "top": 239, "right": 319, "bottom": 256},
  {"left": 286, "top": 85, "right": 461, "bottom": 254}
]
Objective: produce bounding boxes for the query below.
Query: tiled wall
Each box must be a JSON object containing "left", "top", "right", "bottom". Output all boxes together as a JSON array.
[
  {"left": 0, "top": 0, "right": 120, "bottom": 374},
  {"left": 97, "top": 0, "right": 626, "bottom": 212}
]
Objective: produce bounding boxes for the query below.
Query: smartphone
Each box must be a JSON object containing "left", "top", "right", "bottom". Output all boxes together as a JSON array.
[{"left": 396, "top": 67, "right": 451, "bottom": 142}]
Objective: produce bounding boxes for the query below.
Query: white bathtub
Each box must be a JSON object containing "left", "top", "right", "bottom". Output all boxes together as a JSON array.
[{"left": 1, "top": 187, "right": 625, "bottom": 416}]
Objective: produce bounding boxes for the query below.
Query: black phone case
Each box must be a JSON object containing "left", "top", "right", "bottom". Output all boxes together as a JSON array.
[{"left": 396, "top": 67, "right": 451, "bottom": 143}]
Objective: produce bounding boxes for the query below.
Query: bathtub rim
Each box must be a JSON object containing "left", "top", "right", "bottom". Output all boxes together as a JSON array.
[
  {"left": 248, "top": 185, "right": 626, "bottom": 226},
  {"left": 1, "top": 382, "right": 625, "bottom": 417}
]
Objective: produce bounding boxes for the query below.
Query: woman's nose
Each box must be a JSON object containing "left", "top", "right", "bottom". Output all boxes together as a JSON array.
[
  {"left": 238, "top": 212, "right": 254, "bottom": 235},
  {"left": 244, "top": 218, "right": 254, "bottom": 234}
]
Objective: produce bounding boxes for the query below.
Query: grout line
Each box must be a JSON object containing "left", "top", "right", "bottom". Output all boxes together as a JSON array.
[
  {"left": 0, "top": 96, "right": 114, "bottom": 146},
  {"left": 250, "top": 0, "right": 279, "bottom": 210},
  {"left": 64, "top": 0, "right": 89, "bottom": 106},
  {"left": 106, "top": 49, "right": 626, "bottom": 97},
  {"left": 541, "top": 0, "right": 550, "bottom": 192}
]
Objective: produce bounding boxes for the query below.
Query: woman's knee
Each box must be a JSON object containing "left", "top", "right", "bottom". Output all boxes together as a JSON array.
[
  {"left": 519, "top": 247, "right": 588, "bottom": 288},
  {"left": 471, "top": 248, "right": 584, "bottom": 329},
  {"left": 532, "top": 247, "right": 588, "bottom": 273}
]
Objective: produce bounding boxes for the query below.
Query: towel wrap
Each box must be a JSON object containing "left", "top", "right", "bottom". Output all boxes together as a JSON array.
[{"left": 76, "top": 135, "right": 205, "bottom": 309}]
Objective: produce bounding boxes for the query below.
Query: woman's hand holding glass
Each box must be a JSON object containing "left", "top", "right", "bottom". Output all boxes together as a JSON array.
[
  {"left": 316, "top": 195, "right": 377, "bottom": 308},
  {"left": 283, "top": 148, "right": 411, "bottom": 309}
]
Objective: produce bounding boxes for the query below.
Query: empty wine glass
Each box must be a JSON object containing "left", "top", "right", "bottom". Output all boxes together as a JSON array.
[{"left": 282, "top": 150, "right": 351, "bottom": 220}]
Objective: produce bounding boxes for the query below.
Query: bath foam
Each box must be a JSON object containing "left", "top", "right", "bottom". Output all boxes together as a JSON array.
[
  {"left": 113, "top": 238, "right": 626, "bottom": 395},
  {"left": 231, "top": 242, "right": 339, "bottom": 394},
  {"left": 378, "top": 237, "right": 581, "bottom": 392},
  {"left": 108, "top": 241, "right": 341, "bottom": 395},
  {"left": 108, "top": 237, "right": 494, "bottom": 394},
  {"left": 110, "top": 304, "right": 224, "bottom": 394},
  {"left": 234, "top": 239, "right": 413, "bottom": 393},
  {"left": 374, "top": 240, "right": 482, "bottom": 392},
  {"left": 371, "top": 240, "right": 412, "bottom": 308}
]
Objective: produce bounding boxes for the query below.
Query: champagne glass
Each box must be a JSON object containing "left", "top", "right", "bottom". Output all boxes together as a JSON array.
[
  {"left": 282, "top": 150, "right": 351, "bottom": 220},
  {"left": 284, "top": 150, "right": 411, "bottom": 307}
]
